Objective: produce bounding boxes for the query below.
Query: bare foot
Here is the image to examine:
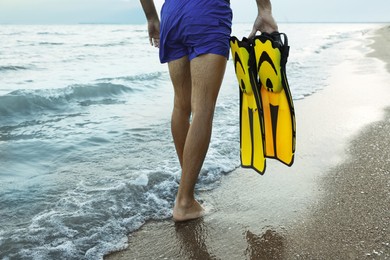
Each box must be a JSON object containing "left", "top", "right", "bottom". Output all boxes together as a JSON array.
[{"left": 173, "top": 199, "right": 205, "bottom": 222}]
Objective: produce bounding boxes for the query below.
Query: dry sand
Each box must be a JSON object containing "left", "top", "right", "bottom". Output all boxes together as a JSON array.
[{"left": 105, "top": 25, "right": 390, "bottom": 259}]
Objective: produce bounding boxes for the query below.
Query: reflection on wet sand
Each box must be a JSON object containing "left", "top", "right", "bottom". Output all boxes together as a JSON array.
[
  {"left": 175, "top": 218, "right": 217, "bottom": 259},
  {"left": 245, "top": 229, "right": 286, "bottom": 259},
  {"left": 106, "top": 217, "right": 288, "bottom": 259},
  {"left": 175, "top": 218, "right": 286, "bottom": 260}
]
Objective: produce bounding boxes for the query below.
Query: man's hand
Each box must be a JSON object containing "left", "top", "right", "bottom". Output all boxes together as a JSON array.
[
  {"left": 147, "top": 18, "right": 160, "bottom": 48},
  {"left": 248, "top": 12, "right": 278, "bottom": 38},
  {"left": 140, "top": 0, "right": 160, "bottom": 47}
]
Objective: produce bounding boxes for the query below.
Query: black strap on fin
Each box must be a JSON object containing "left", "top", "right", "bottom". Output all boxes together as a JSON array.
[{"left": 279, "top": 33, "right": 289, "bottom": 66}]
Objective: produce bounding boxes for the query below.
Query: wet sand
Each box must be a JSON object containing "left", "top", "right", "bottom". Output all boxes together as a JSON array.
[{"left": 105, "top": 25, "right": 390, "bottom": 259}]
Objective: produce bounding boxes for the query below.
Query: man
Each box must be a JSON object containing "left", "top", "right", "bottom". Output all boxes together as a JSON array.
[{"left": 140, "top": 0, "right": 278, "bottom": 222}]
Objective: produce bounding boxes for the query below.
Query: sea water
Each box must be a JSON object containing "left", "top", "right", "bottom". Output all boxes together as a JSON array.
[{"left": 0, "top": 23, "right": 382, "bottom": 259}]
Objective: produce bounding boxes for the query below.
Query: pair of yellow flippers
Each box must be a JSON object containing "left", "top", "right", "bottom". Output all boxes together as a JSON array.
[{"left": 230, "top": 32, "right": 296, "bottom": 174}]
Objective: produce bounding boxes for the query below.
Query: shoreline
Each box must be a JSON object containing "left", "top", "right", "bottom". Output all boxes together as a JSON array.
[
  {"left": 105, "top": 25, "right": 390, "bottom": 259},
  {"left": 368, "top": 25, "right": 390, "bottom": 73}
]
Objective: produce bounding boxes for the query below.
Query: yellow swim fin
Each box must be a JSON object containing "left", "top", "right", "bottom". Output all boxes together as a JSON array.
[
  {"left": 253, "top": 32, "right": 296, "bottom": 166},
  {"left": 230, "top": 37, "right": 266, "bottom": 174}
]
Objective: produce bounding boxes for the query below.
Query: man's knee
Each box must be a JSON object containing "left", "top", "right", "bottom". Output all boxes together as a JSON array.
[
  {"left": 174, "top": 98, "right": 191, "bottom": 117},
  {"left": 191, "top": 101, "right": 216, "bottom": 122}
]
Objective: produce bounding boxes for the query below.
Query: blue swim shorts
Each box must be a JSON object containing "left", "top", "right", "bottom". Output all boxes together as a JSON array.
[{"left": 159, "top": 0, "right": 232, "bottom": 63}]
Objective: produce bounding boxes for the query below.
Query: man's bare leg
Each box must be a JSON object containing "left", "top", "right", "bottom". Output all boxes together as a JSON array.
[
  {"left": 168, "top": 54, "right": 227, "bottom": 222},
  {"left": 168, "top": 56, "right": 192, "bottom": 167}
]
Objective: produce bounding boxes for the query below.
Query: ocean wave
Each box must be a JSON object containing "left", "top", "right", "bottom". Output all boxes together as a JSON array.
[
  {"left": 39, "top": 42, "right": 64, "bottom": 46},
  {"left": 0, "top": 84, "right": 240, "bottom": 259},
  {"left": 97, "top": 71, "right": 164, "bottom": 83},
  {"left": 37, "top": 32, "right": 73, "bottom": 36},
  {"left": 83, "top": 41, "right": 128, "bottom": 48},
  {"left": 0, "top": 65, "right": 29, "bottom": 72},
  {"left": 0, "top": 124, "right": 239, "bottom": 259},
  {"left": 2, "top": 172, "right": 178, "bottom": 259},
  {"left": 0, "top": 83, "right": 133, "bottom": 117},
  {"left": 316, "top": 31, "right": 354, "bottom": 53}
]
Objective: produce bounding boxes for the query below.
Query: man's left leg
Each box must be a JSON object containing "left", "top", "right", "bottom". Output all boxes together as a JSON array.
[
  {"left": 173, "top": 53, "right": 227, "bottom": 221},
  {"left": 168, "top": 56, "right": 192, "bottom": 167}
]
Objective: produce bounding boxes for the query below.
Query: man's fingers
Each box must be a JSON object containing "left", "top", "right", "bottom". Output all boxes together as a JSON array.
[
  {"left": 248, "top": 28, "right": 257, "bottom": 39},
  {"left": 150, "top": 37, "right": 160, "bottom": 48}
]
